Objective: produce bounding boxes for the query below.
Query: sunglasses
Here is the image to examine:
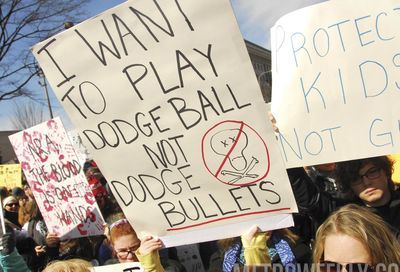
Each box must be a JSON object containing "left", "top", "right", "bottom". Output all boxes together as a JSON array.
[
  {"left": 319, "top": 261, "right": 374, "bottom": 272},
  {"left": 5, "top": 203, "right": 19, "bottom": 208}
]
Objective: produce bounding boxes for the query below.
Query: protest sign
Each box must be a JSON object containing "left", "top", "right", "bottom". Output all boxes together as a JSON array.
[
  {"left": 9, "top": 117, "right": 105, "bottom": 239},
  {"left": 0, "top": 164, "right": 21, "bottom": 188},
  {"left": 32, "top": 0, "right": 297, "bottom": 246},
  {"left": 271, "top": 0, "right": 400, "bottom": 168},
  {"left": 67, "top": 129, "right": 90, "bottom": 165},
  {"left": 92, "top": 262, "right": 143, "bottom": 272}
]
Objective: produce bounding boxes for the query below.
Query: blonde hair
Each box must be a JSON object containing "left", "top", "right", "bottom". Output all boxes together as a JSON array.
[
  {"left": 313, "top": 204, "right": 400, "bottom": 266},
  {"left": 18, "top": 200, "right": 39, "bottom": 226},
  {"left": 43, "top": 259, "right": 92, "bottom": 272}
]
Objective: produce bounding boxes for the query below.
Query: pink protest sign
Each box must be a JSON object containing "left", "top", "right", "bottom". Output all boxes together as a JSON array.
[{"left": 9, "top": 117, "right": 105, "bottom": 239}]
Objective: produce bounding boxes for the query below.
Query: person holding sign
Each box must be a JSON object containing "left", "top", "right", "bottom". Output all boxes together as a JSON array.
[
  {"left": 0, "top": 229, "right": 31, "bottom": 272},
  {"left": 108, "top": 218, "right": 185, "bottom": 271},
  {"left": 218, "top": 226, "right": 311, "bottom": 272},
  {"left": 289, "top": 156, "right": 400, "bottom": 238}
]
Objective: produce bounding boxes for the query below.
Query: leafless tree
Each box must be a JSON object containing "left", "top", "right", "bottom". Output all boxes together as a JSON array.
[
  {"left": 10, "top": 101, "right": 44, "bottom": 129},
  {"left": 0, "top": 0, "right": 88, "bottom": 101}
]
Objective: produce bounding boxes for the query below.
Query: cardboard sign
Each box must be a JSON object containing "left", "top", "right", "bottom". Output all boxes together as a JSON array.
[
  {"left": 32, "top": 0, "right": 297, "bottom": 246},
  {"left": 67, "top": 129, "right": 90, "bottom": 165},
  {"left": 92, "top": 262, "right": 143, "bottom": 272},
  {"left": 9, "top": 117, "right": 105, "bottom": 239},
  {"left": 0, "top": 164, "right": 21, "bottom": 188},
  {"left": 271, "top": 0, "right": 400, "bottom": 167}
]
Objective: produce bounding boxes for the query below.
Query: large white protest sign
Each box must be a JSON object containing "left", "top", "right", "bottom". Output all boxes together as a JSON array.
[
  {"left": 32, "top": 0, "right": 297, "bottom": 246},
  {"left": 92, "top": 262, "right": 143, "bottom": 272},
  {"left": 271, "top": 0, "right": 400, "bottom": 168},
  {"left": 9, "top": 117, "right": 105, "bottom": 239}
]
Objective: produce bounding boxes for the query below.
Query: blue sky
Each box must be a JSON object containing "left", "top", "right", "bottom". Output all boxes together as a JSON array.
[{"left": 0, "top": 0, "right": 325, "bottom": 131}]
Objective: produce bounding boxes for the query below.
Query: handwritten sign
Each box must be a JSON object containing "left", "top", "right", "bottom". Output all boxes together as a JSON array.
[
  {"left": 9, "top": 117, "right": 105, "bottom": 239},
  {"left": 0, "top": 164, "right": 21, "bottom": 188},
  {"left": 67, "top": 129, "right": 90, "bottom": 165},
  {"left": 32, "top": 0, "right": 297, "bottom": 246},
  {"left": 271, "top": 0, "right": 400, "bottom": 167},
  {"left": 92, "top": 262, "right": 143, "bottom": 272}
]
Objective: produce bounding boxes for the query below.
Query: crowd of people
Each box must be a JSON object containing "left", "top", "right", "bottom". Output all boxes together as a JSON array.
[{"left": 0, "top": 153, "right": 400, "bottom": 271}]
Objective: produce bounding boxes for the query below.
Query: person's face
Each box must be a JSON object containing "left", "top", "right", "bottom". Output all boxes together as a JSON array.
[
  {"left": 322, "top": 233, "right": 372, "bottom": 271},
  {"left": 95, "top": 193, "right": 106, "bottom": 209},
  {"left": 113, "top": 234, "right": 140, "bottom": 263},
  {"left": 19, "top": 196, "right": 28, "bottom": 206},
  {"left": 350, "top": 162, "right": 391, "bottom": 207},
  {"left": 24, "top": 186, "right": 33, "bottom": 198},
  {"left": 4, "top": 201, "right": 19, "bottom": 212}
]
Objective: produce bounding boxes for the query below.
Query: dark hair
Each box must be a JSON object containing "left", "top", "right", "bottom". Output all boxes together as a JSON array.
[{"left": 335, "top": 156, "right": 394, "bottom": 194}]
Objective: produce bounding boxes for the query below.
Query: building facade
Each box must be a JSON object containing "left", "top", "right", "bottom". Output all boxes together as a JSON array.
[{"left": 245, "top": 40, "right": 272, "bottom": 103}]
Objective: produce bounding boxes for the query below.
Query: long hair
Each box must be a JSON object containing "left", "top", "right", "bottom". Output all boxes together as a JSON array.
[
  {"left": 43, "top": 258, "right": 92, "bottom": 272},
  {"left": 335, "top": 156, "right": 394, "bottom": 195},
  {"left": 313, "top": 204, "right": 400, "bottom": 266}
]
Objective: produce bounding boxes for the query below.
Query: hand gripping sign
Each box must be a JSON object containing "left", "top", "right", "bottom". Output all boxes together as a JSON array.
[{"left": 9, "top": 117, "right": 105, "bottom": 239}]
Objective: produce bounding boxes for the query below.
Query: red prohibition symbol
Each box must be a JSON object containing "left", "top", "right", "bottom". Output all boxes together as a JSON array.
[{"left": 201, "top": 120, "right": 270, "bottom": 186}]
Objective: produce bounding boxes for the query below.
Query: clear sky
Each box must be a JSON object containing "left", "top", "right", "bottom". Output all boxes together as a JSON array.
[{"left": 0, "top": 0, "right": 325, "bottom": 131}]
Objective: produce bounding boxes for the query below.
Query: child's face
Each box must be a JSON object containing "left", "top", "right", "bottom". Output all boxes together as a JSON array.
[{"left": 113, "top": 233, "right": 141, "bottom": 263}]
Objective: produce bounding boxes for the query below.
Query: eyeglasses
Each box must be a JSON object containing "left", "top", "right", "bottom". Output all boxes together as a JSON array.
[
  {"left": 351, "top": 167, "right": 382, "bottom": 186},
  {"left": 5, "top": 203, "right": 19, "bottom": 208},
  {"left": 319, "top": 261, "right": 374, "bottom": 272},
  {"left": 115, "top": 246, "right": 139, "bottom": 259}
]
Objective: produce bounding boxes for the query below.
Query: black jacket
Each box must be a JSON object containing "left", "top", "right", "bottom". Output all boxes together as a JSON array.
[{"left": 287, "top": 167, "right": 400, "bottom": 239}]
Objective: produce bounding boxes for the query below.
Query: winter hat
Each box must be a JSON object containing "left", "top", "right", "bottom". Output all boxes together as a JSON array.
[
  {"left": 0, "top": 187, "right": 9, "bottom": 199},
  {"left": 88, "top": 175, "right": 107, "bottom": 197},
  {"left": 2, "top": 196, "right": 18, "bottom": 208},
  {"left": 11, "top": 187, "right": 24, "bottom": 198}
]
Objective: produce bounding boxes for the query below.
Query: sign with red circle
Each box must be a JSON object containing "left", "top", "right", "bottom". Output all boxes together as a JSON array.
[{"left": 201, "top": 120, "right": 270, "bottom": 186}]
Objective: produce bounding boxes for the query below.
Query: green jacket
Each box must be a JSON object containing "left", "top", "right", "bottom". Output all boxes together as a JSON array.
[{"left": 0, "top": 250, "right": 31, "bottom": 272}]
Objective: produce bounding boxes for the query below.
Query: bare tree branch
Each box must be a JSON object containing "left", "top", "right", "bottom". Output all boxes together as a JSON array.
[
  {"left": 0, "top": 0, "right": 88, "bottom": 102},
  {"left": 10, "top": 100, "right": 45, "bottom": 129}
]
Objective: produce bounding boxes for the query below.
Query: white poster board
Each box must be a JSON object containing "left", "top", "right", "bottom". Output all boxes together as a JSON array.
[
  {"left": 67, "top": 129, "right": 90, "bottom": 165},
  {"left": 271, "top": 0, "right": 400, "bottom": 168},
  {"left": 32, "top": 0, "right": 297, "bottom": 246},
  {"left": 92, "top": 262, "right": 143, "bottom": 272},
  {"left": 9, "top": 117, "right": 105, "bottom": 239}
]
